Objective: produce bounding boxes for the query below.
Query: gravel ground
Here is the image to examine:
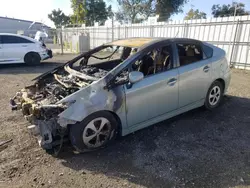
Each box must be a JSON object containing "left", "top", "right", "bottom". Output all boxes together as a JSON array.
[{"left": 0, "top": 55, "right": 250, "bottom": 188}]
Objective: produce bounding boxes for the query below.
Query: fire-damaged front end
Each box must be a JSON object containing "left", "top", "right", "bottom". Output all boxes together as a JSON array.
[
  {"left": 10, "top": 49, "right": 126, "bottom": 153},
  {"left": 10, "top": 80, "right": 75, "bottom": 151}
]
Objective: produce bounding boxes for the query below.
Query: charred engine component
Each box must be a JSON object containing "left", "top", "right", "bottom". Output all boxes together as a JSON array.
[
  {"left": 80, "top": 65, "right": 108, "bottom": 78},
  {"left": 54, "top": 73, "right": 89, "bottom": 88},
  {"left": 44, "top": 83, "right": 78, "bottom": 101}
]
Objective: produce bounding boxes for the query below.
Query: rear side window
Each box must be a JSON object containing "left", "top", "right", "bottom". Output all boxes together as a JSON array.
[
  {"left": 1, "top": 35, "right": 33, "bottom": 44},
  {"left": 176, "top": 43, "right": 203, "bottom": 67},
  {"left": 203, "top": 44, "right": 213, "bottom": 58}
]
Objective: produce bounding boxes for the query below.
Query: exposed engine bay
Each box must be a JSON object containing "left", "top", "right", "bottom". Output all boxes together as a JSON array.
[
  {"left": 12, "top": 65, "right": 109, "bottom": 108},
  {"left": 31, "top": 65, "right": 109, "bottom": 105}
]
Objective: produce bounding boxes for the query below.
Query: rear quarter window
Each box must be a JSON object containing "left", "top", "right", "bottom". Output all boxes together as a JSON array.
[
  {"left": 1, "top": 35, "right": 34, "bottom": 44},
  {"left": 18, "top": 37, "right": 33, "bottom": 43},
  {"left": 203, "top": 44, "right": 213, "bottom": 58}
]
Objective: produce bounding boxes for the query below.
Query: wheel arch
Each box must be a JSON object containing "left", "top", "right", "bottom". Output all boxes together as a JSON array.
[
  {"left": 68, "top": 110, "right": 123, "bottom": 136},
  {"left": 24, "top": 51, "right": 41, "bottom": 61},
  {"left": 214, "top": 78, "right": 225, "bottom": 93},
  {"left": 106, "top": 110, "right": 122, "bottom": 137}
]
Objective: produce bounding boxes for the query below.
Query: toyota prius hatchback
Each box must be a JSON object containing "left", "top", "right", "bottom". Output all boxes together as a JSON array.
[
  {"left": 0, "top": 33, "right": 51, "bottom": 64},
  {"left": 11, "top": 38, "right": 231, "bottom": 155}
]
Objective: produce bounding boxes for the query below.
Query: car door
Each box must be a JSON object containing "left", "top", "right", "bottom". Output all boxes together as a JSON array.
[
  {"left": 1, "top": 35, "right": 30, "bottom": 63},
  {"left": 125, "top": 44, "right": 179, "bottom": 127},
  {"left": 176, "top": 41, "right": 211, "bottom": 108}
]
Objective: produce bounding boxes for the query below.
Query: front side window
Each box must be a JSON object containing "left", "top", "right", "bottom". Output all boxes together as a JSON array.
[
  {"left": 1, "top": 35, "right": 33, "bottom": 44},
  {"left": 113, "top": 44, "right": 174, "bottom": 85},
  {"left": 176, "top": 43, "right": 203, "bottom": 66},
  {"left": 131, "top": 44, "right": 173, "bottom": 76}
]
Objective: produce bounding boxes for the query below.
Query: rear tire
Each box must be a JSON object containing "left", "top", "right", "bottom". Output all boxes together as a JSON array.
[
  {"left": 24, "top": 52, "right": 41, "bottom": 65},
  {"left": 69, "top": 111, "right": 118, "bottom": 152},
  {"left": 205, "top": 80, "right": 223, "bottom": 110}
]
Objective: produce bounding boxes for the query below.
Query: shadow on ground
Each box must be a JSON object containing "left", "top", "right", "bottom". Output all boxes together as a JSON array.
[{"left": 59, "top": 95, "right": 250, "bottom": 188}]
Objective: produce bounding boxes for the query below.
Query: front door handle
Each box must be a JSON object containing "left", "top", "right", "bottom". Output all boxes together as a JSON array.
[
  {"left": 203, "top": 65, "right": 210, "bottom": 73},
  {"left": 22, "top": 45, "right": 27, "bottom": 47},
  {"left": 167, "top": 78, "right": 177, "bottom": 86}
]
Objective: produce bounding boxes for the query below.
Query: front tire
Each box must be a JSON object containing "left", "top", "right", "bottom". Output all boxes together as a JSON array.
[
  {"left": 69, "top": 111, "right": 118, "bottom": 152},
  {"left": 24, "top": 52, "right": 41, "bottom": 65},
  {"left": 205, "top": 80, "right": 223, "bottom": 110}
]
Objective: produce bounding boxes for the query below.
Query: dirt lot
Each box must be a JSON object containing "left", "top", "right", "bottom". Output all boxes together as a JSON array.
[{"left": 0, "top": 55, "right": 250, "bottom": 188}]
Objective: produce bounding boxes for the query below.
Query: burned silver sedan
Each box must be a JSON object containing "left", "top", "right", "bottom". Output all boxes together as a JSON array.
[{"left": 11, "top": 38, "right": 231, "bottom": 155}]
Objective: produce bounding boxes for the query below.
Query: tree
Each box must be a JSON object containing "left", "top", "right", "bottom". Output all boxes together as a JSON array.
[
  {"left": 70, "top": 0, "right": 86, "bottom": 24},
  {"left": 86, "top": 0, "right": 113, "bottom": 26},
  {"left": 48, "top": 9, "right": 70, "bottom": 28},
  {"left": 212, "top": 2, "right": 250, "bottom": 17},
  {"left": 156, "top": 0, "right": 188, "bottom": 21},
  {"left": 184, "top": 8, "right": 207, "bottom": 20},
  {"left": 116, "top": 0, "right": 153, "bottom": 24},
  {"left": 116, "top": 0, "right": 188, "bottom": 23}
]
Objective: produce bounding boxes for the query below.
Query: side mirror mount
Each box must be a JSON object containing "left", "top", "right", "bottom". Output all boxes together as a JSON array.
[{"left": 128, "top": 71, "right": 144, "bottom": 84}]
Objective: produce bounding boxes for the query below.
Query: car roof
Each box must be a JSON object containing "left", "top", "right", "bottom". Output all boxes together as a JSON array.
[
  {"left": 0, "top": 33, "right": 37, "bottom": 43},
  {"left": 0, "top": 33, "right": 24, "bottom": 36},
  {"left": 107, "top": 38, "right": 162, "bottom": 48},
  {"left": 107, "top": 37, "right": 202, "bottom": 48}
]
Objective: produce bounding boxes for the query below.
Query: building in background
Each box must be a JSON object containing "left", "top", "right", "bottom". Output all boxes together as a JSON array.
[{"left": 0, "top": 16, "right": 50, "bottom": 38}]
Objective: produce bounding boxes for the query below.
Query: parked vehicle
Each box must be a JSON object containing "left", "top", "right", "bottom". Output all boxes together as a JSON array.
[
  {"left": 10, "top": 38, "right": 231, "bottom": 155},
  {"left": 0, "top": 33, "right": 52, "bottom": 65}
]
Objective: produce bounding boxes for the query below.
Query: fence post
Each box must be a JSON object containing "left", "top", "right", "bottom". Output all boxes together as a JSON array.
[
  {"left": 183, "top": 23, "right": 189, "bottom": 38},
  {"left": 230, "top": 19, "right": 240, "bottom": 67},
  {"left": 125, "top": 26, "right": 128, "bottom": 38},
  {"left": 112, "top": 16, "right": 114, "bottom": 41},
  {"left": 106, "top": 26, "right": 109, "bottom": 43},
  {"left": 150, "top": 25, "right": 154, "bottom": 37},
  {"left": 60, "top": 31, "right": 63, "bottom": 55},
  {"left": 118, "top": 25, "right": 120, "bottom": 39},
  {"left": 53, "top": 35, "right": 57, "bottom": 44}
]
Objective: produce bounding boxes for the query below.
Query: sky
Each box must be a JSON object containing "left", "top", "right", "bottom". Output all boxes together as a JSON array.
[{"left": 0, "top": 0, "right": 249, "bottom": 27}]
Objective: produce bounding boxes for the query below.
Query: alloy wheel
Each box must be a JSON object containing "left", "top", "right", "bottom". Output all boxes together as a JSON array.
[
  {"left": 82, "top": 117, "right": 111, "bottom": 148},
  {"left": 209, "top": 86, "right": 221, "bottom": 106}
]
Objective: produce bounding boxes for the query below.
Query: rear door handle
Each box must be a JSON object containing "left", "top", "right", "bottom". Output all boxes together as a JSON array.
[
  {"left": 167, "top": 78, "right": 177, "bottom": 86},
  {"left": 203, "top": 65, "right": 210, "bottom": 73},
  {"left": 22, "top": 45, "right": 27, "bottom": 47}
]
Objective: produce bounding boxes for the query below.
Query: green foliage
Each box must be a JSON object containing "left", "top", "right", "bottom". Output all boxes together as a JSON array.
[
  {"left": 116, "top": 0, "right": 188, "bottom": 23},
  {"left": 184, "top": 8, "right": 207, "bottom": 20},
  {"left": 70, "top": 0, "right": 86, "bottom": 24},
  {"left": 70, "top": 0, "right": 112, "bottom": 26},
  {"left": 156, "top": 0, "right": 188, "bottom": 21},
  {"left": 86, "top": 0, "right": 113, "bottom": 26},
  {"left": 48, "top": 9, "right": 70, "bottom": 28},
  {"left": 116, "top": 0, "right": 153, "bottom": 24},
  {"left": 212, "top": 2, "right": 250, "bottom": 17}
]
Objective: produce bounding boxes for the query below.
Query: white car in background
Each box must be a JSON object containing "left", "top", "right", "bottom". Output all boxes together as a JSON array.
[{"left": 0, "top": 33, "right": 52, "bottom": 65}]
